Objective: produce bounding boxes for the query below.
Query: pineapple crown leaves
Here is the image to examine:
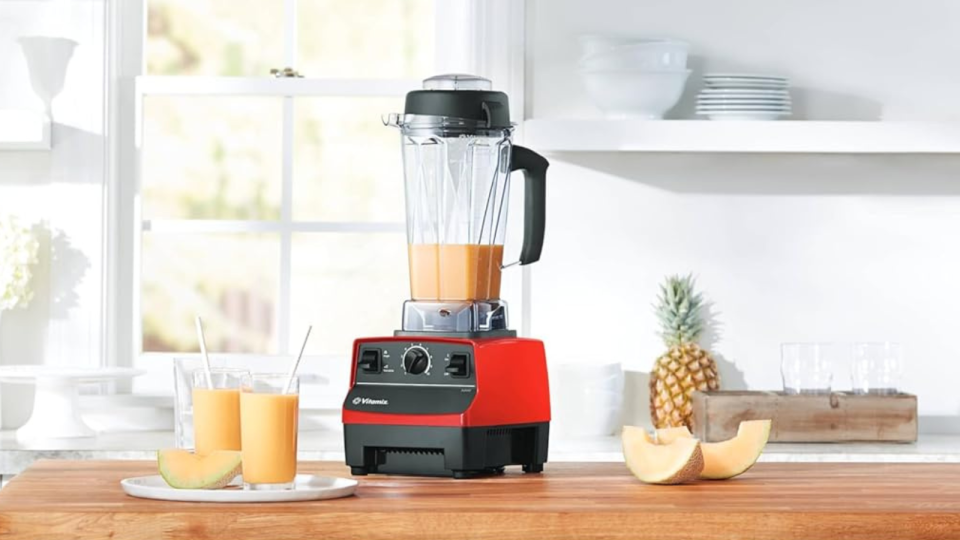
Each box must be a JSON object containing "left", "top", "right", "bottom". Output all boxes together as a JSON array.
[{"left": 654, "top": 274, "right": 705, "bottom": 347}]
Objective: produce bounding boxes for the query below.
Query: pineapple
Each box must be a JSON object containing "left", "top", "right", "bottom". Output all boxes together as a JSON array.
[{"left": 649, "top": 274, "right": 720, "bottom": 430}]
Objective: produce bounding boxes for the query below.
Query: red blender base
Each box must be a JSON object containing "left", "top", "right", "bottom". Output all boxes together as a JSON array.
[{"left": 342, "top": 336, "right": 550, "bottom": 478}]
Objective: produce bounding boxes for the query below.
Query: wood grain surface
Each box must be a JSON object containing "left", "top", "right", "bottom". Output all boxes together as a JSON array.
[
  {"left": 2, "top": 460, "right": 960, "bottom": 540},
  {"left": 692, "top": 391, "right": 918, "bottom": 442}
]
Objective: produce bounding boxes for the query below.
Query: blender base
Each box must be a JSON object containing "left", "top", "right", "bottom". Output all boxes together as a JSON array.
[{"left": 344, "top": 422, "right": 549, "bottom": 479}]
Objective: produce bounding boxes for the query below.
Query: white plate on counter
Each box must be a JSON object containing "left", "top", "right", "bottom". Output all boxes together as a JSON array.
[
  {"left": 700, "top": 89, "right": 790, "bottom": 97},
  {"left": 704, "top": 73, "right": 789, "bottom": 81},
  {"left": 699, "top": 111, "right": 791, "bottom": 121},
  {"left": 697, "top": 99, "right": 792, "bottom": 105},
  {"left": 704, "top": 82, "right": 789, "bottom": 90},
  {"left": 121, "top": 474, "right": 358, "bottom": 503},
  {"left": 704, "top": 75, "right": 789, "bottom": 85},
  {"left": 697, "top": 106, "right": 792, "bottom": 112}
]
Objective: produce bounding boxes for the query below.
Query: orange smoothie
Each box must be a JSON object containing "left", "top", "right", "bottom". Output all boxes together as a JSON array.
[
  {"left": 408, "top": 243, "right": 504, "bottom": 301},
  {"left": 192, "top": 388, "right": 241, "bottom": 455},
  {"left": 240, "top": 392, "right": 299, "bottom": 485}
]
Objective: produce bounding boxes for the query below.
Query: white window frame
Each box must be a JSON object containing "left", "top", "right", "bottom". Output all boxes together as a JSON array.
[
  {"left": 104, "top": 0, "right": 528, "bottom": 376},
  {"left": 133, "top": 77, "right": 411, "bottom": 359}
]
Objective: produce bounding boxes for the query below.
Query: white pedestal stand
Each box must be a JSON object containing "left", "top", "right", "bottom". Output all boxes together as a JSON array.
[{"left": 0, "top": 366, "right": 144, "bottom": 442}]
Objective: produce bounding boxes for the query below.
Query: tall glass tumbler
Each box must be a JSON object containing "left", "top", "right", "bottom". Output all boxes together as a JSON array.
[
  {"left": 191, "top": 368, "right": 247, "bottom": 455},
  {"left": 240, "top": 374, "right": 300, "bottom": 490},
  {"left": 852, "top": 342, "right": 902, "bottom": 395}
]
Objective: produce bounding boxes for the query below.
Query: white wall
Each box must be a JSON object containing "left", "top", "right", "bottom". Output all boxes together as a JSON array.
[
  {"left": 0, "top": 0, "right": 106, "bottom": 427},
  {"left": 526, "top": 0, "right": 960, "bottom": 432}
]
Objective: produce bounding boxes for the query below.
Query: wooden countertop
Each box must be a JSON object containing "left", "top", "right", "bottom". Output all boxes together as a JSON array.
[
  {"left": 1, "top": 460, "right": 960, "bottom": 539},
  {"left": 6, "top": 432, "right": 960, "bottom": 477}
]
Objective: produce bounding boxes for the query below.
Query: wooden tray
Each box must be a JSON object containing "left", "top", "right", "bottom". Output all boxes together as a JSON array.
[{"left": 691, "top": 390, "right": 918, "bottom": 443}]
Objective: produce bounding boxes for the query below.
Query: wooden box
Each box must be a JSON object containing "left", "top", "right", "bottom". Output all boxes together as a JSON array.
[{"left": 691, "top": 391, "right": 918, "bottom": 443}]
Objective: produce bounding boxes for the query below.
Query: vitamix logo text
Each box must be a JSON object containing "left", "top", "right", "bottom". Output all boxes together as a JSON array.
[{"left": 353, "top": 397, "right": 388, "bottom": 406}]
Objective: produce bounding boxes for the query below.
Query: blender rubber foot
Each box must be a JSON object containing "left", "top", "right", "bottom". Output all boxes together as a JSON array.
[
  {"left": 452, "top": 470, "right": 477, "bottom": 480},
  {"left": 522, "top": 464, "right": 544, "bottom": 474},
  {"left": 350, "top": 467, "right": 369, "bottom": 476}
]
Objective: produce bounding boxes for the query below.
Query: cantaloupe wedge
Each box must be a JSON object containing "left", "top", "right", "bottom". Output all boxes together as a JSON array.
[
  {"left": 698, "top": 420, "right": 771, "bottom": 479},
  {"left": 622, "top": 425, "right": 703, "bottom": 485},
  {"left": 157, "top": 449, "right": 242, "bottom": 489},
  {"left": 654, "top": 420, "right": 771, "bottom": 480}
]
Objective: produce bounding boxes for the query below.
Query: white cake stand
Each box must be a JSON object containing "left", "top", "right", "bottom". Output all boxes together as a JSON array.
[{"left": 0, "top": 366, "right": 145, "bottom": 441}]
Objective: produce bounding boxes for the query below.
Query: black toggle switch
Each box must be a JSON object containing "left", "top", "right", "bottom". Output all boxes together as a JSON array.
[
  {"left": 359, "top": 349, "right": 381, "bottom": 374},
  {"left": 446, "top": 353, "right": 470, "bottom": 378}
]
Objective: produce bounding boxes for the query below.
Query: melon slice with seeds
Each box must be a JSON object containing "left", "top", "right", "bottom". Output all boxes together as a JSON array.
[
  {"left": 158, "top": 449, "right": 242, "bottom": 489},
  {"left": 622, "top": 425, "right": 703, "bottom": 485},
  {"left": 654, "top": 420, "right": 771, "bottom": 480}
]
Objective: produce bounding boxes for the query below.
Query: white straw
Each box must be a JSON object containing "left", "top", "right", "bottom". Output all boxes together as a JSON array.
[
  {"left": 194, "top": 315, "right": 213, "bottom": 390},
  {"left": 284, "top": 325, "right": 312, "bottom": 394}
]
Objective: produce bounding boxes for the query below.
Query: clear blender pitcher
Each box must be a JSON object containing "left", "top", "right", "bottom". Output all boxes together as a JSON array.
[{"left": 386, "top": 74, "right": 548, "bottom": 335}]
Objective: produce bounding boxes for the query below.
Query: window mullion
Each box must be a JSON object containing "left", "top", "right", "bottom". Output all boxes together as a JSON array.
[
  {"left": 278, "top": 97, "right": 295, "bottom": 355},
  {"left": 284, "top": 0, "right": 298, "bottom": 69},
  {"left": 136, "top": 76, "right": 419, "bottom": 97}
]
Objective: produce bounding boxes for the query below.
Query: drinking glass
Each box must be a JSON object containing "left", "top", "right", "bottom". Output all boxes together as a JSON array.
[
  {"left": 191, "top": 368, "right": 247, "bottom": 455},
  {"left": 852, "top": 342, "right": 902, "bottom": 395},
  {"left": 173, "top": 356, "right": 318, "bottom": 449},
  {"left": 781, "top": 343, "right": 838, "bottom": 394},
  {"left": 173, "top": 360, "right": 196, "bottom": 449},
  {"left": 240, "top": 374, "right": 300, "bottom": 490}
]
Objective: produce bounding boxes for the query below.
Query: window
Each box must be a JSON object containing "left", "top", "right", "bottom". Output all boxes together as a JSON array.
[{"left": 136, "top": 0, "right": 436, "bottom": 360}]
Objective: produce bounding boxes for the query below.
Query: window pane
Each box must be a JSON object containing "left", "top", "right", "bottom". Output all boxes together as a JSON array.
[
  {"left": 297, "top": 0, "right": 434, "bottom": 79},
  {"left": 293, "top": 97, "right": 405, "bottom": 222},
  {"left": 289, "top": 233, "right": 408, "bottom": 356},
  {"left": 142, "top": 96, "right": 282, "bottom": 221},
  {"left": 142, "top": 233, "right": 279, "bottom": 353},
  {"left": 146, "top": 0, "right": 283, "bottom": 76}
]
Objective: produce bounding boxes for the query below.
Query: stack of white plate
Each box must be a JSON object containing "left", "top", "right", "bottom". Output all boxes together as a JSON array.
[{"left": 696, "top": 74, "right": 791, "bottom": 121}]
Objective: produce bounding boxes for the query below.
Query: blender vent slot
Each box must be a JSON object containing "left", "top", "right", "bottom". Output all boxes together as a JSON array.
[
  {"left": 487, "top": 428, "right": 511, "bottom": 437},
  {"left": 380, "top": 447, "right": 443, "bottom": 456}
]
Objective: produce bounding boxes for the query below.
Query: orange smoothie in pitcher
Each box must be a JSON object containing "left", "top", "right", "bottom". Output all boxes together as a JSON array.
[
  {"left": 240, "top": 392, "right": 299, "bottom": 485},
  {"left": 408, "top": 243, "right": 504, "bottom": 300},
  {"left": 192, "top": 388, "right": 241, "bottom": 455}
]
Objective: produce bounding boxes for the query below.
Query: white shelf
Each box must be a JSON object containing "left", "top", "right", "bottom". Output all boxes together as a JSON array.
[
  {"left": 523, "top": 119, "right": 960, "bottom": 154},
  {"left": 136, "top": 76, "right": 418, "bottom": 97},
  {"left": 0, "top": 110, "right": 51, "bottom": 151}
]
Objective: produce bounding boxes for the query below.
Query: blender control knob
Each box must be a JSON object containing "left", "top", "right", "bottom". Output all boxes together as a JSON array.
[{"left": 403, "top": 346, "right": 431, "bottom": 375}]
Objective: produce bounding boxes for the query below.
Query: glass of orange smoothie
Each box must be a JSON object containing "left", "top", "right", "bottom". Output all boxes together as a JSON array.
[
  {"left": 240, "top": 374, "right": 299, "bottom": 490},
  {"left": 191, "top": 368, "right": 247, "bottom": 455}
]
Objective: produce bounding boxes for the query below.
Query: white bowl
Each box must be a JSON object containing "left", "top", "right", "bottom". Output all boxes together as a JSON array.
[
  {"left": 551, "top": 362, "right": 624, "bottom": 395},
  {"left": 578, "top": 34, "right": 636, "bottom": 57},
  {"left": 551, "top": 386, "right": 624, "bottom": 438},
  {"left": 580, "top": 40, "right": 689, "bottom": 71},
  {"left": 581, "top": 69, "right": 691, "bottom": 119}
]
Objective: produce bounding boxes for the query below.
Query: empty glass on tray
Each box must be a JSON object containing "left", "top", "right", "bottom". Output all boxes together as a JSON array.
[
  {"left": 852, "top": 342, "right": 902, "bottom": 395},
  {"left": 780, "top": 343, "right": 839, "bottom": 394}
]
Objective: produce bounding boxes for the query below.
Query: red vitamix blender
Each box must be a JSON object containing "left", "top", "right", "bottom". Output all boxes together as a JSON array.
[{"left": 342, "top": 74, "right": 551, "bottom": 478}]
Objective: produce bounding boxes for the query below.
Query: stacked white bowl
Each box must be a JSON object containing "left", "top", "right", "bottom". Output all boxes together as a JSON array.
[
  {"left": 550, "top": 362, "right": 624, "bottom": 438},
  {"left": 579, "top": 36, "right": 691, "bottom": 120},
  {"left": 696, "top": 73, "right": 792, "bottom": 121}
]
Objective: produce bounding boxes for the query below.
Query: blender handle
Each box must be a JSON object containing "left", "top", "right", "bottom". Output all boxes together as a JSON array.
[{"left": 510, "top": 145, "right": 549, "bottom": 265}]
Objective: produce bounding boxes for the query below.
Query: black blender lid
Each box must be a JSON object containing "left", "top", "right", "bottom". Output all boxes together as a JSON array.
[{"left": 403, "top": 74, "right": 512, "bottom": 130}]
